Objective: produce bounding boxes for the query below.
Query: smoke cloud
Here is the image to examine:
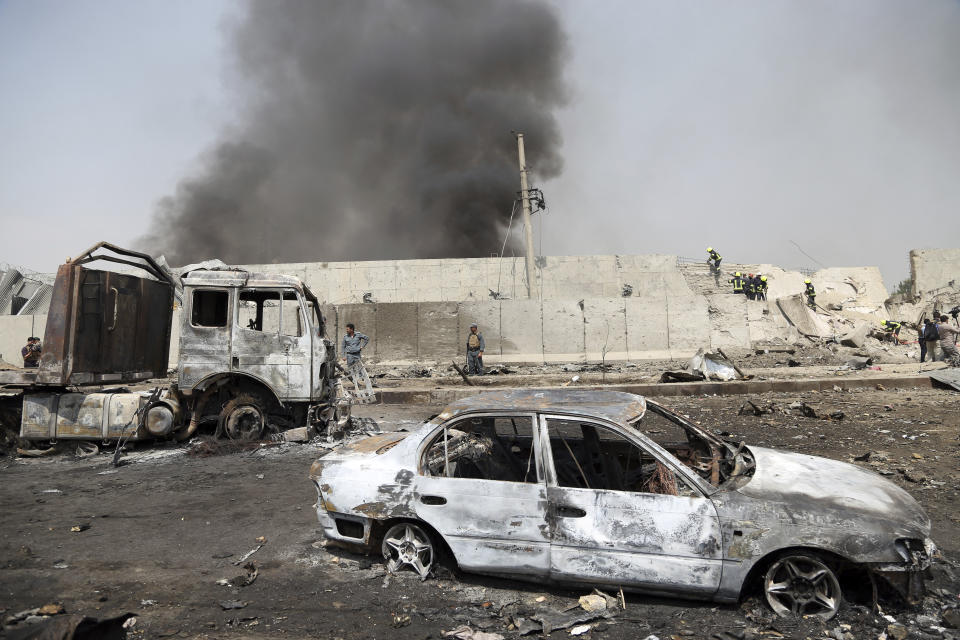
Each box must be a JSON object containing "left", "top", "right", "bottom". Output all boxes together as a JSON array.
[{"left": 138, "top": 1, "right": 568, "bottom": 266}]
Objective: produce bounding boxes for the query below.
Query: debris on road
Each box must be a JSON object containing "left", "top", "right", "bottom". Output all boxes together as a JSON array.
[
  {"left": 442, "top": 625, "right": 504, "bottom": 640},
  {"left": 218, "top": 600, "right": 247, "bottom": 611},
  {"left": 690, "top": 348, "right": 741, "bottom": 381}
]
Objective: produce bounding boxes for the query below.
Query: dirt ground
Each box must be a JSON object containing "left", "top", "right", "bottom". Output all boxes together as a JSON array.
[{"left": 1, "top": 386, "right": 959, "bottom": 639}]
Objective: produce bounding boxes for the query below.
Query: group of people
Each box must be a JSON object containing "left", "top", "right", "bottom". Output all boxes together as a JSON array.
[
  {"left": 341, "top": 321, "right": 487, "bottom": 376},
  {"left": 728, "top": 272, "right": 768, "bottom": 301},
  {"left": 709, "top": 248, "right": 821, "bottom": 309},
  {"left": 918, "top": 315, "right": 960, "bottom": 365}
]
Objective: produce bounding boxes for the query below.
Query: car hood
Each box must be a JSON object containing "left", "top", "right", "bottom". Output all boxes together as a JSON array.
[{"left": 735, "top": 446, "right": 930, "bottom": 535}]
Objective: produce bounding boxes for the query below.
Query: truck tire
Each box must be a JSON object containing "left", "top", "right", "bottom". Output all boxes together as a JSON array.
[{"left": 219, "top": 394, "right": 266, "bottom": 441}]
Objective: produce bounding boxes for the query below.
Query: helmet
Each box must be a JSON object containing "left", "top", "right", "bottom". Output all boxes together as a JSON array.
[
  {"left": 706, "top": 247, "right": 713, "bottom": 252},
  {"left": 804, "top": 279, "right": 811, "bottom": 284},
  {"left": 761, "top": 276, "right": 767, "bottom": 281},
  {"left": 748, "top": 273, "right": 754, "bottom": 277},
  {"left": 881, "top": 320, "right": 888, "bottom": 326},
  {"left": 735, "top": 271, "right": 741, "bottom": 276}
]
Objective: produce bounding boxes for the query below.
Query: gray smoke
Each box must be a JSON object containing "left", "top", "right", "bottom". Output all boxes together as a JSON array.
[{"left": 138, "top": 1, "right": 568, "bottom": 265}]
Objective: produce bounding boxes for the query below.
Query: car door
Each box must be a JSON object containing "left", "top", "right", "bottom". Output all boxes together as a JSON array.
[
  {"left": 233, "top": 288, "right": 288, "bottom": 396},
  {"left": 541, "top": 415, "right": 723, "bottom": 597},
  {"left": 279, "top": 289, "right": 312, "bottom": 401},
  {"left": 413, "top": 413, "right": 551, "bottom": 578}
]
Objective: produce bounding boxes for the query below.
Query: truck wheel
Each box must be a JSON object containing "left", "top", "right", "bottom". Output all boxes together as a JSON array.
[{"left": 219, "top": 394, "right": 266, "bottom": 441}]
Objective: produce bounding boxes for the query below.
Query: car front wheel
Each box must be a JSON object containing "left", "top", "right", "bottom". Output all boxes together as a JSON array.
[{"left": 763, "top": 552, "right": 842, "bottom": 620}]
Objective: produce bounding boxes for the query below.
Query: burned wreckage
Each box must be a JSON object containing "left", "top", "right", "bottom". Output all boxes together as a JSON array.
[
  {"left": 310, "top": 389, "right": 935, "bottom": 619},
  {"left": 2, "top": 242, "right": 360, "bottom": 442}
]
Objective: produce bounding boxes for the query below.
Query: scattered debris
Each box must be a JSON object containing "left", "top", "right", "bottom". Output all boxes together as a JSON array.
[
  {"left": 233, "top": 539, "right": 266, "bottom": 565},
  {"left": 660, "top": 370, "right": 705, "bottom": 383},
  {"left": 442, "top": 625, "right": 504, "bottom": 640},
  {"left": 218, "top": 600, "right": 247, "bottom": 611},
  {"left": 690, "top": 348, "right": 741, "bottom": 381},
  {"left": 577, "top": 594, "right": 607, "bottom": 613},
  {"left": 75, "top": 442, "right": 99, "bottom": 459},
  {"left": 69, "top": 524, "right": 90, "bottom": 533},
  {"left": 2, "top": 612, "right": 136, "bottom": 640}
]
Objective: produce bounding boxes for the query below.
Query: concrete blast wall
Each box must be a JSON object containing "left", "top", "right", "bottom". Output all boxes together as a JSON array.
[{"left": 0, "top": 250, "right": 925, "bottom": 368}]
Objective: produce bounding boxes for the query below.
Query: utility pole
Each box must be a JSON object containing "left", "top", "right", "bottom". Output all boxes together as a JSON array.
[{"left": 516, "top": 133, "right": 537, "bottom": 299}]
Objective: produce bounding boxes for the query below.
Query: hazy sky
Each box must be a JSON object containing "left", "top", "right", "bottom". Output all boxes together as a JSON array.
[{"left": 2, "top": 0, "right": 959, "bottom": 287}]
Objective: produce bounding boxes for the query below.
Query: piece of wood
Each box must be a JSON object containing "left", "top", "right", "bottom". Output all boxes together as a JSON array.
[{"left": 451, "top": 361, "right": 474, "bottom": 386}]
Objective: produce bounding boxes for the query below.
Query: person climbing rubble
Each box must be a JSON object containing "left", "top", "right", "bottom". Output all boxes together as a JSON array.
[
  {"left": 745, "top": 273, "right": 756, "bottom": 301},
  {"left": 937, "top": 315, "right": 960, "bottom": 365},
  {"left": 804, "top": 279, "right": 816, "bottom": 309},
  {"left": 880, "top": 319, "right": 902, "bottom": 344},
  {"left": 706, "top": 247, "right": 722, "bottom": 270},
  {"left": 729, "top": 272, "right": 744, "bottom": 295},
  {"left": 466, "top": 322, "right": 485, "bottom": 375}
]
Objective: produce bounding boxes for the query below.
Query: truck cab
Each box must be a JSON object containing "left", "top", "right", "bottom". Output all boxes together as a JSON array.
[{"left": 178, "top": 269, "right": 339, "bottom": 436}]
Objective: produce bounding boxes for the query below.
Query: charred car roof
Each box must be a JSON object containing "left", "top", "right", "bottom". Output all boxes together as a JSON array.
[{"left": 434, "top": 389, "right": 647, "bottom": 424}]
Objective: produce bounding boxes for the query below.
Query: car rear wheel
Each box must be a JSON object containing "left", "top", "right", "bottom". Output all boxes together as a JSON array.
[
  {"left": 381, "top": 522, "right": 434, "bottom": 581},
  {"left": 764, "top": 552, "right": 842, "bottom": 620}
]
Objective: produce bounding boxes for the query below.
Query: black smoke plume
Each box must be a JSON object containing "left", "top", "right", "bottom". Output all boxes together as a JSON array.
[{"left": 139, "top": 1, "right": 568, "bottom": 265}]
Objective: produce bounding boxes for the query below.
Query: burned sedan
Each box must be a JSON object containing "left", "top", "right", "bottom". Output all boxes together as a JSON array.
[{"left": 309, "top": 390, "right": 934, "bottom": 619}]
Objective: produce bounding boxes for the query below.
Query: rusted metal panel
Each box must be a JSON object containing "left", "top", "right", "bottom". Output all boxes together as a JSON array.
[
  {"left": 20, "top": 394, "right": 58, "bottom": 439},
  {"left": 21, "top": 392, "right": 145, "bottom": 440},
  {"left": 29, "top": 242, "right": 175, "bottom": 387}
]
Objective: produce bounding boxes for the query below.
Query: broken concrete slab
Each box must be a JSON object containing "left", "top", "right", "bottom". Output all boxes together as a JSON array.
[{"left": 839, "top": 324, "right": 869, "bottom": 348}]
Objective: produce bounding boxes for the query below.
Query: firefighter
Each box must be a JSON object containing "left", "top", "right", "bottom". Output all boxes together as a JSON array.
[
  {"left": 729, "top": 272, "right": 744, "bottom": 295},
  {"left": 881, "top": 320, "right": 902, "bottom": 344},
  {"left": 804, "top": 279, "right": 816, "bottom": 309},
  {"left": 757, "top": 275, "right": 768, "bottom": 301},
  {"left": 706, "top": 247, "right": 722, "bottom": 272},
  {"left": 745, "top": 273, "right": 756, "bottom": 300}
]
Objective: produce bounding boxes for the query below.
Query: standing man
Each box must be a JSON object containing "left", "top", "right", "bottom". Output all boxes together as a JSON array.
[
  {"left": 804, "top": 279, "right": 816, "bottom": 309},
  {"left": 21, "top": 336, "right": 41, "bottom": 368},
  {"left": 466, "top": 322, "right": 485, "bottom": 375},
  {"left": 745, "top": 274, "right": 756, "bottom": 301},
  {"left": 728, "top": 272, "right": 744, "bottom": 295},
  {"left": 341, "top": 323, "right": 369, "bottom": 367},
  {"left": 938, "top": 315, "right": 960, "bottom": 366},
  {"left": 757, "top": 275, "right": 768, "bottom": 301},
  {"left": 922, "top": 317, "right": 940, "bottom": 362}
]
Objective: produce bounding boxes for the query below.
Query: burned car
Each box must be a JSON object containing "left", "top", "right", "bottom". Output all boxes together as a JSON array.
[{"left": 309, "top": 390, "right": 934, "bottom": 619}]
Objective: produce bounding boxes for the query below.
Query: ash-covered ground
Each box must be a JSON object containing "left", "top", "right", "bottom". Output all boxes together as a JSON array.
[{"left": 1, "top": 387, "right": 958, "bottom": 639}]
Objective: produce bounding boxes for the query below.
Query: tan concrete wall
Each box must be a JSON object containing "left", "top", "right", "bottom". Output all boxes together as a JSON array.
[
  {"left": 0, "top": 315, "right": 46, "bottom": 367},
  {"left": 911, "top": 248, "right": 960, "bottom": 298}
]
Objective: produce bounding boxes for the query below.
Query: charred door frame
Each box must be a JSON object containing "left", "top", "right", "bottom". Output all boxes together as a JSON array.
[
  {"left": 412, "top": 411, "right": 551, "bottom": 577},
  {"left": 538, "top": 412, "right": 724, "bottom": 596}
]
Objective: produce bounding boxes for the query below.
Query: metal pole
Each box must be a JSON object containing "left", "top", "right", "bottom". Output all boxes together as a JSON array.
[{"left": 516, "top": 133, "right": 537, "bottom": 299}]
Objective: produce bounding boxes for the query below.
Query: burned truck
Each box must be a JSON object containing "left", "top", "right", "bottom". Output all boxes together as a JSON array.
[{"left": 1, "top": 242, "right": 354, "bottom": 443}]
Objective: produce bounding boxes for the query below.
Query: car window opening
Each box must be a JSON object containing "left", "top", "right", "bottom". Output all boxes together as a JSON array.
[
  {"left": 424, "top": 416, "right": 537, "bottom": 484},
  {"left": 546, "top": 419, "right": 698, "bottom": 497},
  {"left": 638, "top": 403, "right": 756, "bottom": 487}
]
